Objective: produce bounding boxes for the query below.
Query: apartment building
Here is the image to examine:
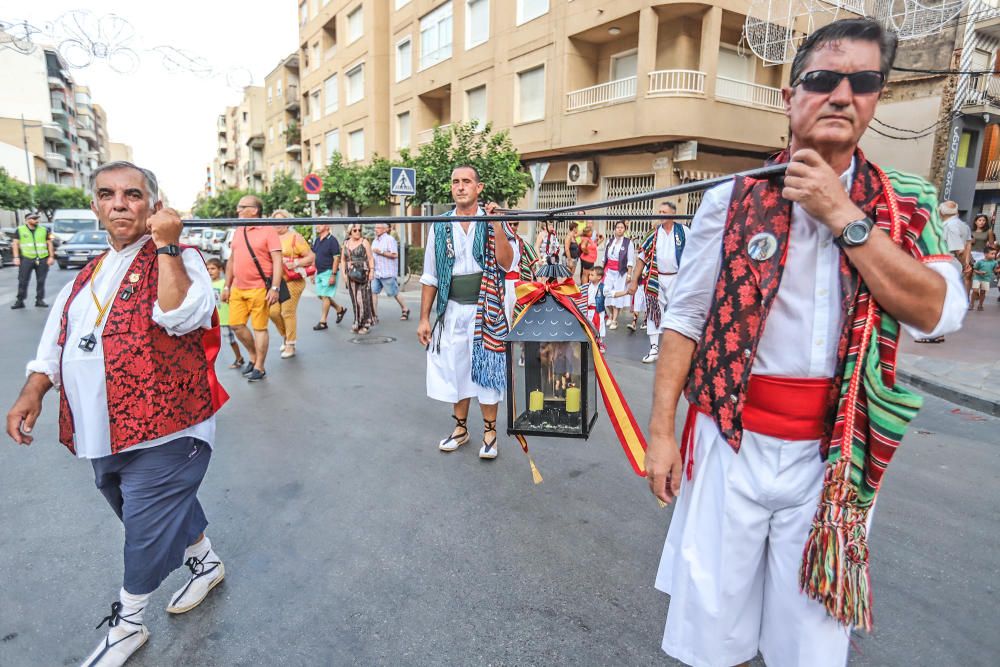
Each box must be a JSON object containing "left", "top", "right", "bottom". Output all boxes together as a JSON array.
[
  {"left": 297, "top": 0, "right": 392, "bottom": 171},
  {"left": 212, "top": 86, "right": 267, "bottom": 191},
  {"left": 0, "top": 37, "right": 127, "bottom": 190},
  {"left": 262, "top": 53, "right": 304, "bottom": 183},
  {"left": 286, "top": 0, "right": 791, "bottom": 228}
]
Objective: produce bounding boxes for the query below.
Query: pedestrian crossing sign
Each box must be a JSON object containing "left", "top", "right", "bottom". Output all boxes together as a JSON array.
[{"left": 390, "top": 167, "right": 416, "bottom": 197}]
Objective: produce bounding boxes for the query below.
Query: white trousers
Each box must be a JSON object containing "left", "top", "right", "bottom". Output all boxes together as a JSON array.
[
  {"left": 646, "top": 274, "right": 676, "bottom": 337},
  {"left": 655, "top": 412, "right": 852, "bottom": 667},
  {"left": 426, "top": 300, "right": 503, "bottom": 405},
  {"left": 603, "top": 269, "right": 630, "bottom": 308}
]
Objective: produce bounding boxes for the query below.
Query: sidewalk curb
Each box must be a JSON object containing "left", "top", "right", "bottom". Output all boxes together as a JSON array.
[{"left": 898, "top": 369, "right": 1000, "bottom": 418}]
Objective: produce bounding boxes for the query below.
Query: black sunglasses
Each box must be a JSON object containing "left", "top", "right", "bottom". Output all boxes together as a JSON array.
[{"left": 794, "top": 70, "right": 885, "bottom": 95}]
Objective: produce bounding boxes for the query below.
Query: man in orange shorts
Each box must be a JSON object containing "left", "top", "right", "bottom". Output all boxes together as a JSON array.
[{"left": 222, "top": 195, "right": 283, "bottom": 383}]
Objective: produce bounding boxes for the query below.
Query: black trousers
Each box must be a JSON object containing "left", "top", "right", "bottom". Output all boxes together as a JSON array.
[{"left": 16, "top": 258, "right": 49, "bottom": 302}]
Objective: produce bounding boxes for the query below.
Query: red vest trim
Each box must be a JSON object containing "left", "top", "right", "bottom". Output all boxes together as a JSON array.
[{"left": 57, "top": 239, "right": 228, "bottom": 455}]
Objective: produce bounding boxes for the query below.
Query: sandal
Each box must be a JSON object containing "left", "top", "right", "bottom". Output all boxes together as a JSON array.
[
  {"left": 480, "top": 419, "right": 498, "bottom": 460},
  {"left": 439, "top": 415, "right": 469, "bottom": 451},
  {"left": 336, "top": 307, "right": 347, "bottom": 324},
  {"left": 228, "top": 359, "right": 245, "bottom": 369},
  {"left": 313, "top": 322, "right": 328, "bottom": 330},
  {"left": 401, "top": 308, "right": 411, "bottom": 321},
  {"left": 358, "top": 327, "right": 369, "bottom": 335}
]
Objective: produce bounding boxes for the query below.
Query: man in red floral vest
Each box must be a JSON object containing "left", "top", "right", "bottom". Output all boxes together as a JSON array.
[
  {"left": 646, "top": 19, "right": 967, "bottom": 667},
  {"left": 6, "top": 161, "right": 229, "bottom": 667}
]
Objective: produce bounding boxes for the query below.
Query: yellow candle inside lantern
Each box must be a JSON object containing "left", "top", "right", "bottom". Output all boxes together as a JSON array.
[
  {"left": 529, "top": 390, "right": 545, "bottom": 412},
  {"left": 565, "top": 387, "right": 581, "bottom": 413}
]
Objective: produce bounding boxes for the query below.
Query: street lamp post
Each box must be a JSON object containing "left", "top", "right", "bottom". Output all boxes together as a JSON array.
[{"left": 20, "top": 114, "right": 42, "bottom": 187}]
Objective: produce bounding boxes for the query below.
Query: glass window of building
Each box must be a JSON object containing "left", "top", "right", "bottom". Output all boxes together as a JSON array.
[
  {"left": 419, "top": 2, "right": 453, "bottom": 70},
  {"left": 396, "top": 37, "right": 412, "bottom": 81},
  {"left": 397, "top": 111, "right": 411, "bottom": 149},
  {"left": 517, "top": 66, "right": 545, "bottom": 122},
  {"left": 466, "top": 85, "right": 486, "bottom": 125},
  {"left": 466, "top": 0, "right": 489, "bottom": 49},
  {"left": 348, "top": 128, "right": 365, "bottom": 161},
  {"left": 516, "top": 0, "right": 548, "bottom": 25},
  {"left": 346, "top": 63, "right": 365, "bottom": 105},
  {"left": 324, "top": 74, "right": 338, "bottom": 114},
  {"left": 348, "top": 5, "right": 364, "bottom": 43}
]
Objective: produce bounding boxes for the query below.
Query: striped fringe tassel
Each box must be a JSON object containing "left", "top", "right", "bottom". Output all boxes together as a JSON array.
[
  {"left": 799, "top": 458, "right": 874, "bottom": 632},
  {"left": 515, "top": 434, "right": 543, "bottom": 484}
]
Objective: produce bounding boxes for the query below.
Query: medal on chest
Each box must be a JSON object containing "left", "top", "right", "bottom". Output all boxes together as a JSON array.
[
  {"left": 747, "top": 232, "right": 778, "bottom": 261},
  {"left": 78, "top": 332, "right": 98, "bottom": 351}
]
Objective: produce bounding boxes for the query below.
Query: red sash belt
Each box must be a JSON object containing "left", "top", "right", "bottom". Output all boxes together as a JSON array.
[
  {"left": 605, "top": 259, "right": 621, "bottom": 273},
  {"left": 505, "top": 271, "right": 519, "bottom": 281},
  {"left": 681, "top": 374, "right": 834, "bottom": 479}
]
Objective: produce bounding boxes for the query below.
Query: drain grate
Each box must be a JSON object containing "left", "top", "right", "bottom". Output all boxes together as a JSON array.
[{"left": 348, "top": 336, "right": 396, "bottom": 345}]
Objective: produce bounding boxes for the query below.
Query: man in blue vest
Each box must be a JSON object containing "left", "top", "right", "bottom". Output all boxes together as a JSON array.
[{"left": 12, "top": 211, "right": 54, "bottom": 309}]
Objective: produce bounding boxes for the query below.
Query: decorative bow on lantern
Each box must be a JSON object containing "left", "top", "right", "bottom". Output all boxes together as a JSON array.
[{"left": 512, "top": 278, "right": 650, "bottom": 478}]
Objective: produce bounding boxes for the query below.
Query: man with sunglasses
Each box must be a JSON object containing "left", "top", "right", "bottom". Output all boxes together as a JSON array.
[{"left": 646, "top": 19, "right": 967, "bottom": 667}]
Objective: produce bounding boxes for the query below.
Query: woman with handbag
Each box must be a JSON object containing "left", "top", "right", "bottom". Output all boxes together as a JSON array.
[
  {"left": 342, "top": 224, "right": 377, "bottom": 334},
  {"left": 268, "top": 210, "right": 315, "bottom": 358}
]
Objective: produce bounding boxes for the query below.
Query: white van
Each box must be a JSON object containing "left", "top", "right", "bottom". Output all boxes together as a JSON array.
[{"left": 51, "top": 209, "right": 99, "bottom": 245}]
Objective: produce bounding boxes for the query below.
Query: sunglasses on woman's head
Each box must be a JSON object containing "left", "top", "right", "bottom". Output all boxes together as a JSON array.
[{"left": 794, "top": 70, "right": 884, "bottom": 95}]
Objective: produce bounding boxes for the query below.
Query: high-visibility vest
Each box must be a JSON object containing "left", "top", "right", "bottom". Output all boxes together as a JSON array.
[{"left": 17, "top": 224, "right": 49, "bottom": 259}]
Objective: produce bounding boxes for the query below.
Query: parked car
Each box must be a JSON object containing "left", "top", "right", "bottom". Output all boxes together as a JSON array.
[
  {"left": 55, "top": 230, "right": 110, "bottom": 269},
  {"left": 0, "top": 235, "right": 13, "bottom": 267},
  {"left": 180, "top": 227, "right": 205, "bottom": 247},
  {"left": 51, "top": 209, "right": 99, "bottom": 245},
  {"left": 221, "top": 228, "right": 235, "bottom": 264},
  {"left": 204, "top": 229, "right": 227, "bottom": 254}
]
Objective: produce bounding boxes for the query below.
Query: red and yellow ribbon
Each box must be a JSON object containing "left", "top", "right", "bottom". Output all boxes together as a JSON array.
[{"left": 511, "top": 278, "right": 649, "bottom": 478}]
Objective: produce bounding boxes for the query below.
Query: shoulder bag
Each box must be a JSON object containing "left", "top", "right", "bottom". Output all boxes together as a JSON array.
[{"left": 244, "top": 227, "right": 290, "bottom": 303}]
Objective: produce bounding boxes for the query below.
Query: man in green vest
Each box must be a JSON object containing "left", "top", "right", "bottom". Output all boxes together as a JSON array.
[{"left": 12, "top": 211, "right": 55, "bottom": 309}]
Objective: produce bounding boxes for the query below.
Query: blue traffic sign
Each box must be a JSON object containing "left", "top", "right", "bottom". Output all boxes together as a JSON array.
[
  {"left": 390, "top": 167, "right": 416, "bottom": 197},
  {"left": 303, "top": 173, "right": 323, "bottom": 194}
]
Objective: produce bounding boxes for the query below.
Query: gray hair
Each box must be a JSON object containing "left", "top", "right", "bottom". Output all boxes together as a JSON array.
[
  {"left": 90, "top": 161, "right": 160, "bottom": 205},
  {"left": 789, "top": 18, "right": 897, "bottom": 87},
  {"left": 659, "top": 200, "right": 678, "bottom": 213}
]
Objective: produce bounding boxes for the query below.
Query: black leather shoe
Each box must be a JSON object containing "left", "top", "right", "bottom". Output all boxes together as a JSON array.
[
  {"left": 11, "top": 300, "right": 25, "bottom": 310},
  {"left": 35, "top": 300, "right": 48, "bottom": 308}
]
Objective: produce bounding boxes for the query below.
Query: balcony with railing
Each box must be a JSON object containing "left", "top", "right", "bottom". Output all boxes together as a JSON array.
[
  {"left": 45, "top": 152, "right": 68, "bottom": 169},
  {"left": 982, "top": 158, "right": 1000, "bottom": 183},
  {"left": 965, "top": 75, "right": 1000, "bottom": 111},
  {"left": 715, "top": 77, "right": 784, "bottom": 111},
  {"left": 285, "top": 84, "right": 300, "bottom": 111},
  {"left": 647, "top": 70, "right": 706, "bottom": 97},
  {"left": 566, "top": 76, "right": 637, "bottom": 113},
  {"left": 417, "top": 123, "right": 451, "bottom": 145}
]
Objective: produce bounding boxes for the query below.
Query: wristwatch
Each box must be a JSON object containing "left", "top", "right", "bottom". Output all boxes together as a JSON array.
[
  {"left": 834, "top": 218, "right": 874, "bottom": 248},
  {"left": 156, "top": 244, "right": 181, "bottom": 257}
]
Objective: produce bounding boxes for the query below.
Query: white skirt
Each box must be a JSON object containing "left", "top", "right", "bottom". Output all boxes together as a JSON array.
[
  {"left": 426, "top": 300, "right": 504, "bottom": 405},
  {"left": 603, "top": 269, "right": 631, "bottom": 308}
]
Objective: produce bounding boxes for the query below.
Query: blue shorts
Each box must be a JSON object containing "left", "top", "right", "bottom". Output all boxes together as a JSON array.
[
  {"left": 371, "top": 275, "right": 399, "bottom": 296},
  {"left": 92, "top": 437, "right": 211, "bottom": 594}
]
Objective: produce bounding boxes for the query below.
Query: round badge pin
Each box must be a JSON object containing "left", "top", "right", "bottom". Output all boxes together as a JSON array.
[
  {"left": 129, "top": 273, "right": 140, "bottom": 283},
  {"left": 747, "top": 233, "right": 778, "bottom": 262}
]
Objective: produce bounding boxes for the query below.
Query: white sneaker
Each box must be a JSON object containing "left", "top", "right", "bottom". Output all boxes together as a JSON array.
[
  {"left": 608, "top": 319, "right": 618, "bottom": 330},
  {"left": 165, "top": 550, "right": 225, "bottom": 614},
  {"left": 81, "top": 606, "right": 148, "bottom": 667},
  {"left": 642, "top": 345, "right": 659, "bottom": 364}
]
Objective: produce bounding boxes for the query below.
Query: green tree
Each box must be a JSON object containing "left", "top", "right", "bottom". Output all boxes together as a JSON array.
[
  {"left": 402, "top": 121, "right": 532, "bottom": 206},
  {"left": 0, "top": 168, "right": 32, "bottom": 213},
  {"left": 262, "top": 171, "right": 309, "bottom": 217},
  {"left": 31, "top": 183, "right": 91, "bottom": 221},
  {"left": 192, "top": 188, "right": 247, "bottom": 219},
  {"left": 320, "top": 152, "right": 363, "bottom": 216}
]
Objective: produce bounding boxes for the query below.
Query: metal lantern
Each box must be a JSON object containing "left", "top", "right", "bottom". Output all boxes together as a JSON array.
[{"left": 505, "top": 293, "right": 598, "bottom": 439}]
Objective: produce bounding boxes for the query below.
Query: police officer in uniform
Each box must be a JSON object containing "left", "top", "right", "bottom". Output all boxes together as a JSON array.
[{"left": 12, "top": 212, "right": 54, "bottom": 309}]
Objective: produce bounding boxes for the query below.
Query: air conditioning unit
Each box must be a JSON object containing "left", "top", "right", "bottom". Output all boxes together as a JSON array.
[{"left": 567, "top": 161, "right": 597, "bottom": 187}]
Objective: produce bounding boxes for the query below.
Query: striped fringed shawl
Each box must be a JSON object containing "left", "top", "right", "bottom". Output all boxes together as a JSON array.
[
  {"left": 639, "top": 223, "right": 686, "bottom": 329},
  {"left": 432, "top": 215, "right": 515, "bottom": 392},
  {"left": 797, "top": 161, "right": 951, "bottom": 631}
]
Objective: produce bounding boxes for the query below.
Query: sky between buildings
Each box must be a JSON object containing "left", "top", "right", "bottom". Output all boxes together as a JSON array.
[{"left": 5, "top": 0, "right": 300, "bottom": 211}]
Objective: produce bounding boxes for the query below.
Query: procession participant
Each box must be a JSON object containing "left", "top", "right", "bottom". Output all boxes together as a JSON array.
[
  {"left": 417, "top": 166, "right": 518, "bottom": 460},
  {"left": 5, "top": 161, "right": 229, "bottom": 667},
  {"left": 627, "top": 201, "right": 686, "bottom": 364},
  {"left": 222, "top": 195, "right": 283, "bottom": 382},
  {"left": 11, "top": 211, "right": 55, "bottom": 309},
  {"left": 581, "top": 265, "right": 607, "bottom": 351},
  {"left": 535, "top": 219, "right": 561, "bottom": 265},
  {"left": 602, "top": 220, "right": 636, "bottom": 329},
  {"left": 645, "top": 20, "right": 967, "bottom": 667}
]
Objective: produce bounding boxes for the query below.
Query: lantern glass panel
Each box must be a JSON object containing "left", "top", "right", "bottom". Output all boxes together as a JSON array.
[{"left": 509, "top": 340, "right": 595, "bottom": 437}]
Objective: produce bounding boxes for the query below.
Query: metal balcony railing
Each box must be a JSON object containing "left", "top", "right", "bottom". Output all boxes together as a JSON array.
[
  {"left": 965, "top": 75, "right": 1000, "bottom": 108},
  {"left": 715, "top": 76, "right": 784, "bottom": 111},
  {"left": 566, "top": 76, "right": 637, "bottom": 112},
  {"left": 647, "top": 70, "right": 706, "bottom": 97},
  {"left": 983, "top": 158, "right": 1000, "bottom": 182}
]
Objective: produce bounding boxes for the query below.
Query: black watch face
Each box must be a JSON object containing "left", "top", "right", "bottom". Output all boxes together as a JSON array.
[{"left": 845, "top": 222, "right": 869, "bottom": 244}]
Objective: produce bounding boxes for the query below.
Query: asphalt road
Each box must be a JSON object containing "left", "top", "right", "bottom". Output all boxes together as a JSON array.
[{"left": 0, "top": 265, "right": 997, "bottom": 667}]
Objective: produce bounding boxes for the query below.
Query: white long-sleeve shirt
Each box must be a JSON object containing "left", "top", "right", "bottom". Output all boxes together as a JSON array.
[
  {"left": 420, "top": 211, "right": 519, "bottom": 288},
  {"left": 27, "top": 235, "right": 218, "bottom": 458},
  {"left": 663, "top": 167, "right": 967, "bottom": 378}
]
